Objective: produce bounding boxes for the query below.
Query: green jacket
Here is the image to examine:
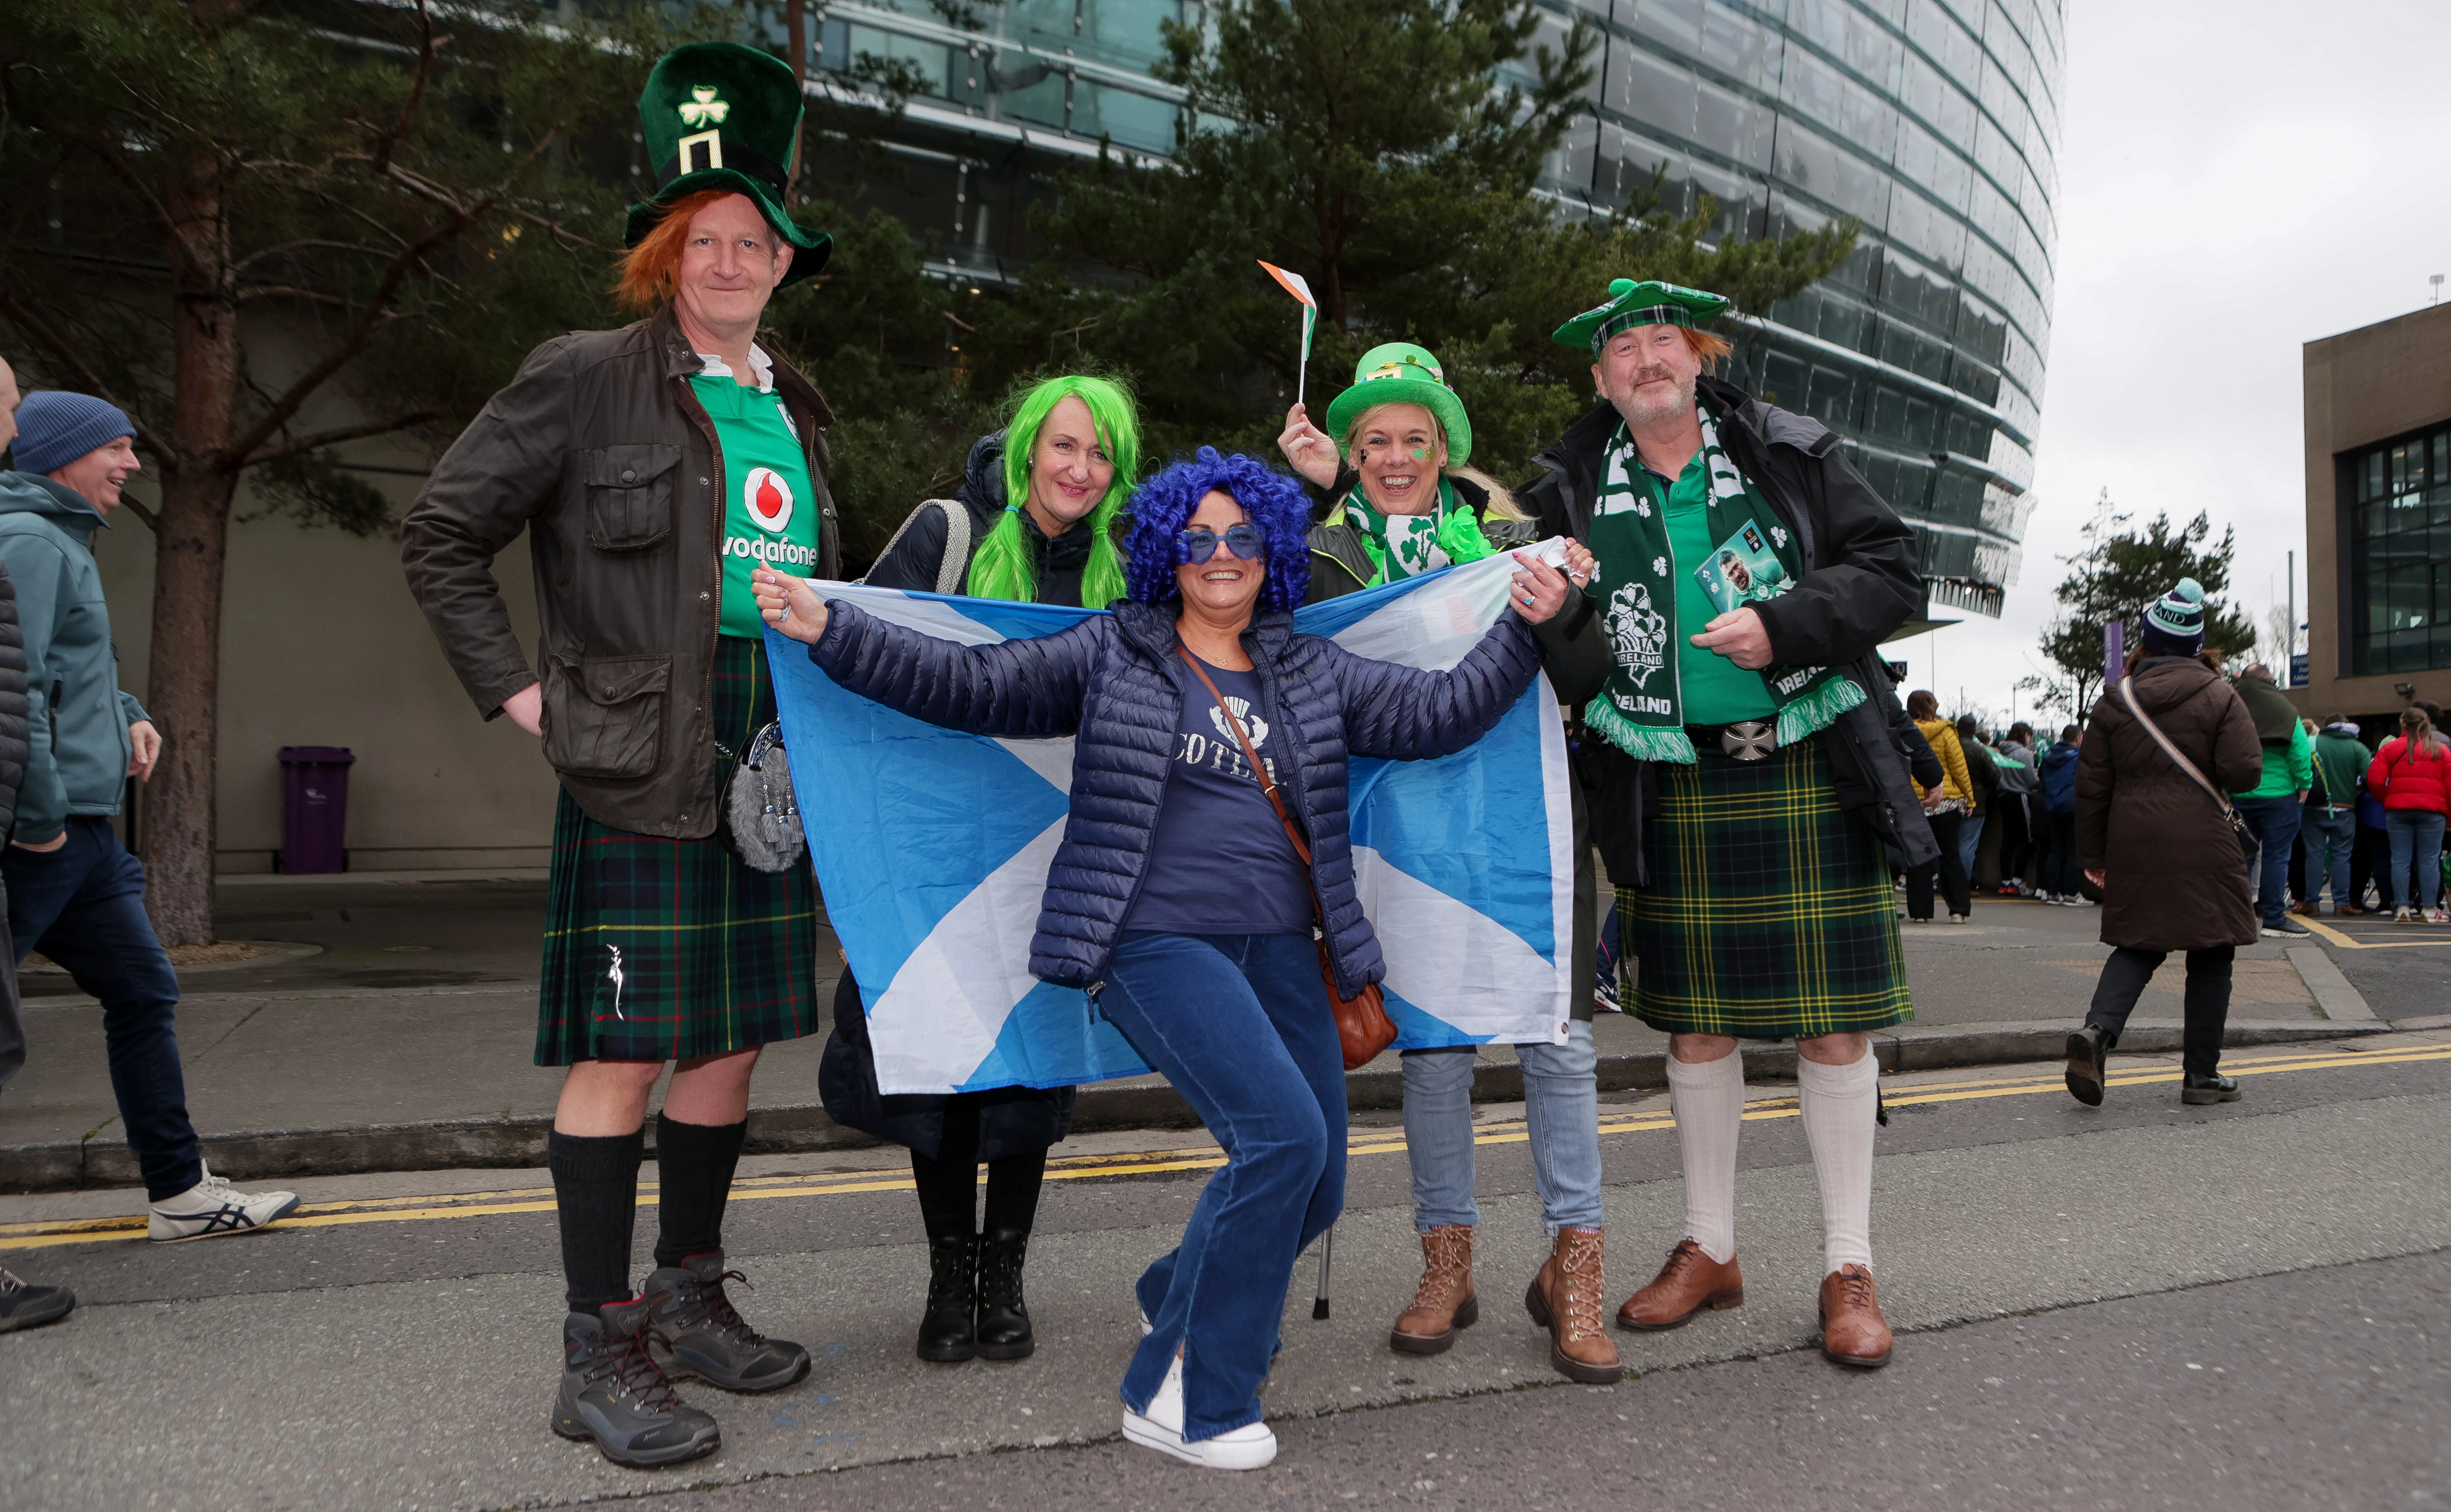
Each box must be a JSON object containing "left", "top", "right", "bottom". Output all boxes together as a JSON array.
[
  {"left": 2312, "top": 728, "right": 2370, "bottom": 808},
  {"left": 2235, "top": 720, "right": 2312, "bottom": 801},
  {"left": 0, "top": 473, "right": 148, "bottom": 845}
]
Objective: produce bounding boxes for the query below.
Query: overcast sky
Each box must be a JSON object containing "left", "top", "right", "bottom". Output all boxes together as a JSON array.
[{"left": 1882, "top": 0, "right": 2451, "bottom": 727}]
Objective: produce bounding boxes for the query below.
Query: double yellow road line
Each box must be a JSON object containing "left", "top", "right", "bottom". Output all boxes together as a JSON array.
[{"left": 4, "top": 1043, "right": 2443, "bottom": 1253}]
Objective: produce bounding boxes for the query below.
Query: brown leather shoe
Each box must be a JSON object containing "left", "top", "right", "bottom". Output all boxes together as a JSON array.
[
  {"left": 1389, "top": 1224, "right": 1478, "bottom": 1355},
  {"left": 1818, "top": 1264, "right": 1893, "bottom": 1368},
  {"left": 1522, "top": 1227, "right": 1621, "bottom": 1383},
  {"left": 1615, "top": 1238, "right": 1743, "bottom": 1331}
]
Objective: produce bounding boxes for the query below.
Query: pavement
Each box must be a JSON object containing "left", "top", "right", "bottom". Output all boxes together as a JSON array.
[
  {"left": 0, "top": 1031, "right": 2444, "bottom": 1510},
  {"left": 1, "top": 874, "right": 2425, "bottom": 1190}
]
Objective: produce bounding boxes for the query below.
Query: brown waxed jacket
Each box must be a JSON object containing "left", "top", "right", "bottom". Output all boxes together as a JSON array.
[
  {"left": 2075, "top": 655, "right": 2261, "bottom": 952},
  {"left": 400, "top": 312, "right": 838, "bottom": 838}
]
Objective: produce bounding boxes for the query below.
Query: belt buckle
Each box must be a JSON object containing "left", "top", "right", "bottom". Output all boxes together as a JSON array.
[{"left": 1720, "top": 718, "right": 1777, "bottom": 762}]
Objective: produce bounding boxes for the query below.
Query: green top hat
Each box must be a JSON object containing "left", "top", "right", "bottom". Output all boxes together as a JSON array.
[
  {"left": 1322, "top": 343, "right": 1473, "bottom": 466},
  {"left": 626, "top": 42, "right": 831, "bottom": 285},
  {"left": 1551, "top": 278, "right": 1731, "bottom": 352}
]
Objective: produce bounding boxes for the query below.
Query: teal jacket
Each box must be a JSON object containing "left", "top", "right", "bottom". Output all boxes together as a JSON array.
[
  {"left": 0, "top": 473, "right": 148, "bottom": 844},
  {"left": 2236, "top": 720, "right": 2312, "bottom": 802}
]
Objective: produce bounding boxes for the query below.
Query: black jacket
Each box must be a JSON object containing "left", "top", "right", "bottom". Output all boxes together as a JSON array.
[
  {"left": 865, "top": 432, "right": 1105, "bottom": 606},
  {"left": 1517, "top": 376, "right": 1934, "bottom": 877},
  {"left": 0, "top": 562, "right": 29, "bottom": 835}
]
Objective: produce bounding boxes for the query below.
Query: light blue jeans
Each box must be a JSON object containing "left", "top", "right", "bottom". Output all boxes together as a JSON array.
[
  {"left": 2386, "top": 810, "right": 2446, "bottom": 912},
  {"left": 2304, "top": 807, "right": 2357, "bottom": 908},
  {"left": 1401, "top": 1019, "right": 1603, "bottom": 1235},
  {"left": 1958, "top": 812, "right": 1986, "bottom": 879}
]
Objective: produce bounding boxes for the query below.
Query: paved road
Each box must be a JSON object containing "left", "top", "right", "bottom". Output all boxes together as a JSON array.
[{"left": 1, "top": 1033, "right": 2443, "bottom": 1510}]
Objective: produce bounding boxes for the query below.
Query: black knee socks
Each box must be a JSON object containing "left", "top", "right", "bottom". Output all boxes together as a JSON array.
[
  {"left": 548, "top": 1127, "right": 644, "bottom": 1316},
  {"left": 653, "top": 1112, "right": 748, "bottom": 1270}
]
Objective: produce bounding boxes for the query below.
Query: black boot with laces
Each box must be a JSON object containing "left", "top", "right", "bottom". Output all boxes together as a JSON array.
[
  {"left": 551, "top": 1298, "right": 721, "bottom": 1469},
  {"left": 976, "top": 1228, "right": 1036, "bottom": 1360},
  {"left": 917, "top": 1234, "right": 977, "bottom": 1362}
]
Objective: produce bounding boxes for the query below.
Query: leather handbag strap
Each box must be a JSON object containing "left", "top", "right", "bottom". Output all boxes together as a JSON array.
[
  {"left": 1178, "top": 647, "right": 1313, "bottom": 867},
  {"left": 2118, "top": 675, "right": 2242, "bottom": 827}
]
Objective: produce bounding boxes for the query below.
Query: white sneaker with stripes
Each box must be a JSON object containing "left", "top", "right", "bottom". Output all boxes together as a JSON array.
[{"left": 148, "top": 1161, "right": 301, "bottom": 1242}]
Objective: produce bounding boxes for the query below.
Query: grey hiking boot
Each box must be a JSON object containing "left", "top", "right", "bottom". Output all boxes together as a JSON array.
[
  {"left": 641, "top": 1250, "right": 811, "bottom": 1393},
  {"left": 551, "top": 1300, "right": 721, "bottom": 1469}
]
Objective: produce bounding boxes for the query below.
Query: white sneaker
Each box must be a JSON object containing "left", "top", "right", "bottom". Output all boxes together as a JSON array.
[
  {"left": 148, "top": 1161, "right": 301, "bottom": 1242},
  {"left": 1122, "top": 1352, "right": 1276, "bottom": 1471}
]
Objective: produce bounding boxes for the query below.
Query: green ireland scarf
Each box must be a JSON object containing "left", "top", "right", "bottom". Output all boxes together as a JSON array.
[
  {"left": 1339, "top": 479, "right": 1497, "bottom": 586},
  {"left": 1582, "top": 406, "right": 1865, "bottom": 763}
]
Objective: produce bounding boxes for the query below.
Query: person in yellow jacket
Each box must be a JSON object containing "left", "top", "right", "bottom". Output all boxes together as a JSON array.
[{"left": 1905, "top": 689, "right": 1975, "bottom": 922}]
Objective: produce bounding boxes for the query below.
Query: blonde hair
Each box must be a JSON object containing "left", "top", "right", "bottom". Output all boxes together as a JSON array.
[{"left": 1339, "top": 403, "right": 1520, "bottom": 518}]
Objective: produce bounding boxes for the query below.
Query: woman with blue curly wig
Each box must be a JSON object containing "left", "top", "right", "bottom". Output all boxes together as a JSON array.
[{"left": 755, "top": 447, "right": 1575, "bottom": 1471}]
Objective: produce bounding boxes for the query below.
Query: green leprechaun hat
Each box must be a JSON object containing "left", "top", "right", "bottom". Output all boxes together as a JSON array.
[
  {"left": 1323, "top": 342, "right": 1474, "bottom": 465},
  {"left": 626, "top": 42, "right": 831, "bottom": 284},
  {"left": 1551, "top": 278, "right": 1731, "bottom": 352}
]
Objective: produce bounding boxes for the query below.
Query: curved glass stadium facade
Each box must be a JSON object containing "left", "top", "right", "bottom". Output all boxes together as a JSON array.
[{"left": 821, "top": 0, "right": 2062, "bottom": 616}]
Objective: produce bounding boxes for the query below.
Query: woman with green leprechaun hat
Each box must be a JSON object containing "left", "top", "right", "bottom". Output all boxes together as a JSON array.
[
  {"left": 1281, "top": 346, "right": 1633, "bottom": 1384},
  {"left": 402, "top": 41, "right": 837, "bottom": 1469},
  {"left": 1515, "top": 278, "right": 1931, "bottom": 1370}
]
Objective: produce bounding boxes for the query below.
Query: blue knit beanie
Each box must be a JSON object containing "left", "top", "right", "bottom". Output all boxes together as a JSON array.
[
  {"left": 2139, "top": 577, "right": 2206, "bottom": 657},
  {"left": 10, "top": 392, "right": 137, "bottom": 478}
]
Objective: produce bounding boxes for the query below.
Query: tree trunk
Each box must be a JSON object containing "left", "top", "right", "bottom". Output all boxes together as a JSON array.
[
  {"left": 786, "top": 0, "right": 807, "bottom": 202},
  {"left": 144, "top": 155, "right": 240, "bottom": 948}
]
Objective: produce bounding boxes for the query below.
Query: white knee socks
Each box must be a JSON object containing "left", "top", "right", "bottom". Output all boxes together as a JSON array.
[
  {"left": 1797, "top": 1048, "right": 1879, "bottom": 1273},
  {"left": 1665, "top": 1052, "right": 1745, "bottom": 1264}
]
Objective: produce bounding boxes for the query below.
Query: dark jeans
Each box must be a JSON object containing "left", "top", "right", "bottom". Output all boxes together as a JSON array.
[
  {"left": 1906, "top": 810, "right": 1970, "bottom": 918},
  {"left": 1099, "top": 930, "right": 1343, "bottom": 1443},
  {"left": 2084, "top": 944, "right": 2234, "bottom": 1080},
  {"left": 2351, "top": 823, "right": 2390, "bottom": 910},
  {"left": 2039, "top": 811, "right": 2081, "bottom": 896},
  {"left": 2, "top": 817, "right": 199, "bottom": 1200},
  {"left": 2234, "top": 794, "right": 2303, "bottom": 928},
  {"left": 1994, "top": 792, "right": 2033, "bottom": 884}
]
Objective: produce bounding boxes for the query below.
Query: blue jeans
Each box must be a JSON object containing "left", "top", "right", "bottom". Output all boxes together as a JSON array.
[
  {"left": 1099, "top": 931, "right": 1344, "bottom": 1442},
  {"left": 2386, "top": 810, "right": 2446, "bottom": 912},
  {"left": 1957, "top": 812, "right": 1986, "bottom": 880},
  {"left": 2234, "top": 794, "right": 2302, "bottom": 927},
  {"left": 2303, "top": 808, "right": 2357, "bottom": 908},
  {"left": 1401, "top": 1019, "right": 1602, "bottom": 1236},
  {"left": 2, "top": 817, "right": 200, "bottom": 1200}
]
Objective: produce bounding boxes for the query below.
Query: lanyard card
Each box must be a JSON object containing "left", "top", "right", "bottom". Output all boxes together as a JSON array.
[{"left": 1691, "top": 517, "right": 1790, "bottom": 615}]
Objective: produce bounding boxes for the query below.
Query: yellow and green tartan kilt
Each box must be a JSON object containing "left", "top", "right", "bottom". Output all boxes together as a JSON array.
[
  {"left": 1618, "top": 734, "right": 1911, "bottom": 1039},
  {"left": 534, "top": 636, "right": 824, "bottom": 1066}
]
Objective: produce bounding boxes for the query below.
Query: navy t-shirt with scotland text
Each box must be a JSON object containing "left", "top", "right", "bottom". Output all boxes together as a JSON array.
[{"left": 1124, "top": 655, "right": 1315, "bottom": 936}]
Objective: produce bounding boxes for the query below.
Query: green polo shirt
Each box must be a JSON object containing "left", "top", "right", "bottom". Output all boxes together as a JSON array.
[
  {"left": 1648, "top": 459, "right": 1775, "bottom": 725},
  {"left": 692, "top": 370, "right": 822, "bottom": 639}
]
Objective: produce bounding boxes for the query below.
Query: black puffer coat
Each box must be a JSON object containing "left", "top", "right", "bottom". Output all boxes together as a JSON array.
[
  {"left": 809, "top": 595, "right": 1543, "bottom": 993},
  {"left": 0, "top": 562, "right": 30, "bottom": 833},
  {"left": 864, "top": 432, "right": 1107, "bottom": 605}
]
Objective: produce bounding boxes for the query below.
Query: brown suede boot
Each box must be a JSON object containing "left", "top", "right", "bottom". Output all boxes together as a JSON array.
[
  {"left": 1389, "top": 1224, "right": 1478, "bottom": 1355},
  {"left": 1818, "top": 1264, "right": 1893, "bottom": 1368},
  {"left": 1522, "top": 1227, "right": 1621, "bottom": 1383},
  {"left": 1615, "top": 1238, "right": 1744, "bottom": 1331}
]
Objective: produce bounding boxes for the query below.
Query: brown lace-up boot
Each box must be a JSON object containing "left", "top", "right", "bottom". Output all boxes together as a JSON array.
[
  {"left": 1817, "top": 1264, "right": 1893, "bottom": 1368},
  {"left": 1522, "top": 1227, "right": 1621, "bottom": 1383},
  {"left": 1616, "top": 1238, "right": 1744, "bottom": 1331},
  {"left": 1389, "top": 1224, "right": 1478, "bottom": 1354}
]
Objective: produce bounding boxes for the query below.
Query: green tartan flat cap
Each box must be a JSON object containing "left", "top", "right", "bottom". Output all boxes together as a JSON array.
[
  {"left": 1551, "top": 278, "right": 1732, "bottom": 352},
  {"left": 625, "top": 42, "right": 831, "bottom": 284}
]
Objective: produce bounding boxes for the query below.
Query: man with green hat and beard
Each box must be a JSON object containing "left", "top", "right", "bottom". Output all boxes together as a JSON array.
[
  {"left": 403, "top": 41, "right": 835, "bottom": 1468},
  {"left": 1516, "top": 278, "right": 1930, "bottom": 1369}
]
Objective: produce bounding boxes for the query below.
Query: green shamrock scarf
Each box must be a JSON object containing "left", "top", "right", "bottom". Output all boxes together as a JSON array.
[
  {"left": 1583, "top": 406, "right": 1864, "bottom": 763},
  {"left": 1338, "top": 479, "right": 1496, "bottom": 586}
]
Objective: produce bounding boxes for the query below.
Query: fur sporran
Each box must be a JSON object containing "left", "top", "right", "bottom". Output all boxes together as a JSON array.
[{"left": 724, "top": 721, "right": 806, "bottom": 872}]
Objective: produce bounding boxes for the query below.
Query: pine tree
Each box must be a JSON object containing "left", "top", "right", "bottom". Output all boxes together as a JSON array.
[{"left": 2037, "top": 493, "right": 2258, "bottom": 724}]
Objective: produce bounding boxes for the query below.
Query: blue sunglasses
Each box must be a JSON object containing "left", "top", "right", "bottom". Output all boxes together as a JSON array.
[{"left": 1175, "top": 523, "right": 1265, "bottom": 565}]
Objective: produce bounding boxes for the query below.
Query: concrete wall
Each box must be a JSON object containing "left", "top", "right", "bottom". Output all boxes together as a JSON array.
[
  {"left": 2296, "top": 301, "right": 2451, "bottom": 722},
  {"left": 95, "top": 471, "right": 560, "bottom": 873}
]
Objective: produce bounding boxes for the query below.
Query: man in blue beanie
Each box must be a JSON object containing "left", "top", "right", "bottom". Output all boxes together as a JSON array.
[{"left": 0, "top": 379, "right": 299, "bottom": 1241}]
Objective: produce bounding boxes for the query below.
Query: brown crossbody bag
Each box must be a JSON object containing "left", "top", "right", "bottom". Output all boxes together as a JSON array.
[{"left": 1177, "top": 648, "right": 1397, "bottom": 1069}]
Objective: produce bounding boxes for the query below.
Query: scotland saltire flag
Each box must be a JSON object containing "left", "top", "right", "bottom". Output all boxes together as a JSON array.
[{"left": 766, "top": 545, "right": 1575, "bottom": 1096}]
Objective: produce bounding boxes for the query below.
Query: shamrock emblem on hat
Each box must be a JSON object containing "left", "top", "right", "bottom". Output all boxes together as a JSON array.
[{"left": 678, "top": 86, "right": 730, "bottom": 127}]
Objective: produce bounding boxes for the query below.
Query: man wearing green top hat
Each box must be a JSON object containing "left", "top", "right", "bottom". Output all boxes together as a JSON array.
[
  {"left": 1517, "top": 278, "right": 1929, "bottom": 1369},
  {"left": 402, "top": 41, "right": 835, "bottom": 1468},
  {"left": 1280, "top": 348, "right": 1634, "bottom": 1384}
]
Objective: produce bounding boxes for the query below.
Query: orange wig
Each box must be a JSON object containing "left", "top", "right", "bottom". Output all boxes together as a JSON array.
[{"left": 613, "top": 189, "right": 737, "bottom": 314}]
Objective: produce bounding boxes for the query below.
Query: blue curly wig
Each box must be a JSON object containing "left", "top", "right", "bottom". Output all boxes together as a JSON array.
[{"left": 1122, "top": 448, "right": 1312, "bottom": 611}]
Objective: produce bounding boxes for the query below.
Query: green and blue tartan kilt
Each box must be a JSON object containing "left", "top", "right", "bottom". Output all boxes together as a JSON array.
[
  {"left": 535, "top": 635, "right": 824, "bottom": 1067},
  {"left": 1618, "top": 734, "right": 1911, "bottom": 1040}
]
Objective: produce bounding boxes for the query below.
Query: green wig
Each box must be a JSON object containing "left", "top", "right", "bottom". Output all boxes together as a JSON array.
[{"left": 964, "top": 374, "right": 1140, "bottom": 608}]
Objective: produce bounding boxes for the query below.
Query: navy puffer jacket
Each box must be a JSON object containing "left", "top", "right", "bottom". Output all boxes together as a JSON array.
[{"left": 811, "top": 595, "right": 1542, "bottom": 993}]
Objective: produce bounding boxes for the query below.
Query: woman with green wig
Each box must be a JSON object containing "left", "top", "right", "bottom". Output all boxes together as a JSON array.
[{"left": 819, "top": 373, "right": 1136, "bottom": 1368}]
